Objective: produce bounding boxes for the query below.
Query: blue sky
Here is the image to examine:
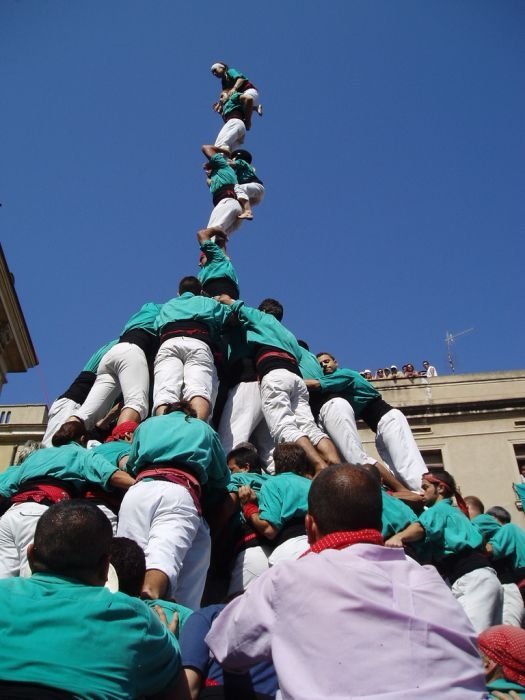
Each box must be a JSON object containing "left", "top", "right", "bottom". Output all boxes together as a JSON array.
[{"left": 1, "top": 0, "right": 524, "bottom": 406}]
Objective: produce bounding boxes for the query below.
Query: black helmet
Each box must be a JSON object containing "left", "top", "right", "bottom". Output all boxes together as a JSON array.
[{"left": 232, "top": 149, "right": 252, "bottom": 164}]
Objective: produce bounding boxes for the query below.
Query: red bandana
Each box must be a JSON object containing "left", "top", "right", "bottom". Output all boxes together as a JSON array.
[
  {"left": 304, "top": 529, "right": 384, "bottom": 556},
  {"left": 105, "top": 421, "right": 138, "bottom": 442},
  {"left": 479, "top": 625, "right": 525, "bottom": 686}
]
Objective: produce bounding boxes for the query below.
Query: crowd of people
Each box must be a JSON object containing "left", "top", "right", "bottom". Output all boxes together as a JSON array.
[
  {"left": 0, "top": 63, "right": 523, "bottom": 699},
  {"left": 360, "top": 360, "right": 438, "bottom": 381}
]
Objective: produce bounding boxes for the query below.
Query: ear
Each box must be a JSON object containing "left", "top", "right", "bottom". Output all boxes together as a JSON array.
[{"left": 306, "top": 514, "right": 321, "bottom": 545}]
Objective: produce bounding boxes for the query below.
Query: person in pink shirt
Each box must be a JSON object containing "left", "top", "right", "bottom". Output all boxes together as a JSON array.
[{"left": 206, "top": 464, "right": 487, "bottom": 700}]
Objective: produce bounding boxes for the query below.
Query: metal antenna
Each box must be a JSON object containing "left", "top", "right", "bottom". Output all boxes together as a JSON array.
[{"left": 445, "top": 328, "right": 474, "bottom": 373}]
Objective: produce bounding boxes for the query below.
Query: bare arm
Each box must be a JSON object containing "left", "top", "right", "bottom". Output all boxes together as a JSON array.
[
  {"left": 109, "top": 470, "right": 135, "bottom": 490},
  {"left": 197, "top": 227, "right": 223, "bottom": 245},
  {"left": 304, "top": 379, "right": 321, "bottom": 390},
  {"left": 385, "top": 521, "right": 425, "bottom": 548},
  {"left": 238, "top": 486, "right": 279, "bottom": 540},
  {"left": 201, "top": 144, "right": 219, "bottom": 159}
]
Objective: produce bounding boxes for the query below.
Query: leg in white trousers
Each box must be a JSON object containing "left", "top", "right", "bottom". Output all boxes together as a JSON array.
[
  {"left": 227, "top": 544, "right": 272, "bottom": 596},
  {"left": 218, "top": 381, "right": 265, "bottom": 453},
  {"left": 75, "top": 343, "right": 150, "bottom": 429},
  {"left": 117, "top": 480, "right": 210, "bottom": 609},
  {"left": 260, "top": 369, "right": 327, "bottom": 446},
  {"left": 214, "top": 118, "right": 246, "bottom": 153},
  {"left": 268, "top": 535, "right": 309, "bottom": 566},
  {"left": 207, "top": 198, "right": 243, "bottom": 237},
  {"left": 451, "top": 567, "right": 503, "bottom": 633},
  {"left": 0, "top": 502, "right": 48, "bottom": 578},
  {"left": 318, "top": 397, "right": 377, "bottom": 466},
  {"left": 502, "top": 582, "right": 524, "bottom": 627},
  {"left": 234, "top": 182, "right": 265, "bottom": 207},
  {"left": 375, "top": 408, "right": 427, "bottom": 490}
]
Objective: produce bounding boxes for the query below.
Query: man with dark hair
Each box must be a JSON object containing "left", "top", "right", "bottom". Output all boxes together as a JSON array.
[
  {"left": 0, "top": 501, "right": 180, "bottom": 698},
  {"left": 306, "top": 352, "right": 426, "bottom": 490},
  {"left": 153, "top": 276, "right": 234, "bottom": 420},
  {"left": 206, "top": 464, "right": 486, "bottom": 699},
  {"left": 197, "top": 227, "right": 240, "bottom": 299}
]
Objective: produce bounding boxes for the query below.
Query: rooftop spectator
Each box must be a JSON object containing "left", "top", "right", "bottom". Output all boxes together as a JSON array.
[
  {"left": 421, "top": 360, "right": 438, "bottom": 377},
  {"left": 374, "top": 368, "right": 385, "bottom": 380},
  {"left": 403, "top": 363, "right": 418, "bottom": 378}
]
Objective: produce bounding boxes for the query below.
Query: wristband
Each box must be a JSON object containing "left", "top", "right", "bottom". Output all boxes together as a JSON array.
[{"left": 242, "top": 503, "right": 260, "bottom": 520}]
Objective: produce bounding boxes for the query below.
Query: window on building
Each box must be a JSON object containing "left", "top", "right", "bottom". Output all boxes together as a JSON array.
[
  {"left": 4, "top": 411, "right": 11, "bottom": 425},
  {"left": 420, "top": 449, "right": 444, "bottom": 472},
  {"left": 513, "top": 444, "right": 525, "bottom": 476}
]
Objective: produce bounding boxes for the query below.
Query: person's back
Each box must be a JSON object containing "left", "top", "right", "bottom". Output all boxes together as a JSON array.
[
  {"left": 0, "top": 500, "right": 180, "bottom": 699},
  {"left": 207, "top": 464, "right": 486, "bottom": 700}
]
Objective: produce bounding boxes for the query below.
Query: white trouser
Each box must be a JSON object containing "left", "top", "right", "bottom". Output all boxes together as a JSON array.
[
  {"left": 375, "top": 408, "right": 427, "bottom": 490},
  {"left": 42, "top": 397, "right": 80, "bottom": 447},
  {"left": 227, "top": 544, "right": 272, "bottom": 596},
  {"left": 214, "top": 118, "right": 246, "bottom": 152},
  {"left": 117, "top": 480, "right": 211, "bottom": 609},
  {"left": 268, "top": 535, "right": 309, "bottom": 566},
  {"left": 260, "top": 369, "right": 327, "bottom": 445},
  {"left": 0, "top": 502, "right": 48, "bottom": 578},
  {"left": 242, "top": 87, "right": 259, "bottom": 107},
  {"left": 74, "top": 343, "right": 150, "bottom": 429},
  {"left": 234, "top": 182, "right": 265, "bottom": 206},
  {"left": 218, "top": 381, "right": 264, "bottom": 453},
  {"left": 153, "top": 337, "right": 218, "bottom": 413},
  {"left": 318, "top": 397, "right": 377, "bottom": 467},
  {"left": 502, "top": 583, "right": 524, "bottom": 627},
  {"left": 207, "top": 198, "right": 243, "bottom": 236},
  {"left": 451, "top": 567, "right": 503, "bottom": 633}
]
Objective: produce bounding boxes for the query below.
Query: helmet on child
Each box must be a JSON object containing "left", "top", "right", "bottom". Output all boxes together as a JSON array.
[{"left": 231, "top": 149, "right": 252, "bottom": 164}]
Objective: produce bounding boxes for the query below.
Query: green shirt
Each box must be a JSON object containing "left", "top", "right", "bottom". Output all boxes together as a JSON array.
[
  {"left": 208, "top": 153, "right": 237, "bottom": 193},
  {"left": 318, "top": 367, "right": 380, "bottom": 417},
  {"left": 489, "top": 523, "right": 525, "bottom": 569},
  {"left": 0, "top": 443, "right": 117, "bottom": 497},
  {"left": 221, "top": 91, "right": 243, "bottom": 119},
  {"left": 381, "top": 490, "right": 417, "bottom": 538},
  {"left": 91, "top": 441, "right": 131, "bottom": 469},
  {"left": 83, "top": 339, "right": 119, "bottom": 373},
  {"left": 145, "top": 599, "right": 193, "bottom": 638},
  {"left": 258, "top": 472, "right": 311, "bottom": 531},
  {"left": 487, "top": 678, "right": 525, "bottom": 698},
  {"left": 418, "top": 498, "right": 483, "bottom": 561},
  {"left": 0, "top": 573, "right": 180, "bottom": 699},
  {"left": 230, "top": 300, "right": 302, "bottom": 361},
  {"left": 121, "top": 302, "right": 161, "bottom": 335},
  {"left": 471, "top": 513, "right": 501, "bottom": 542},
  {"left": 198, "top": 240, "right": 239, "bottom": 288},
  {"left": 127, "top": 412, "right": 230, "bottom": 490},
  {"left": 299, "top": 348, "right": 324, "bottom": 380},
  {"left": 227, "top": 471, "right": 269, "bottom": 494},
  {"left": 156, "top": 292, "right": 233, "bottom": 343},
  {"left": 233, "top": 158, "right": 259, "bottom": 184}
]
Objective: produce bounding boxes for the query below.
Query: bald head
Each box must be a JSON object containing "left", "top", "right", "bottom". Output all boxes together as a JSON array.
[{"left": 308, "top": 464, "right": 382, "bottom": 536}]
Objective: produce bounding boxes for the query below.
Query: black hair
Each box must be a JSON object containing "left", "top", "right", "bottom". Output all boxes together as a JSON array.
[
  {"left": 273, "top": 443, "right": 314, "bottom": 477},
  {"left": 425, "top": 470, "right": 457, "bottom": 497},
  {"left": 227, "top": 446, "right": 264, "bottom": 474},
  {"left": 316, "top": 351, "right": 335, "bottom": 360},
  {"left": 258, "top": 298, "right": 283, "bottom": 321},
  {"left": 178, "top": 276, "right": 202, "bottom": 296},
  {"left": 31, "top": 501, "right": 112, "bottom": 580},
  {"left": 110, "top": 537, "right": 146, "bottom": 597},
  {"left": 308, "top": 464, "right": 382, "bottom": 535},
  {"left": 164, "top": 401, "right": 197, "bottom": 419},
  {"left": 486, "top": 506, "right": 511, "bottom": 525},
  {"left": 297, "top": 339, "right": 309, "bottom": 351}
]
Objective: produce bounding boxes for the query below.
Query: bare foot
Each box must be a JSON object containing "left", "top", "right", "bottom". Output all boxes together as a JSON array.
[
  {"left": 238, "top": 212, "right": 254, "bottom": 220},
  {"left": 257, "top": 104, "right": 263, "bottom": 116}
]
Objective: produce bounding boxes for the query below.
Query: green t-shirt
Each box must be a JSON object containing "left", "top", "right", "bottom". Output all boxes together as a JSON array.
[
  {"left": 299, "top": 348, "right": 324, "bottom": 380},
  {"left": 227, "top": 471, "right": 269, "bottom": 494},
  {"left": 91, "top": 441, "right": 131, "bottom": 469},
  {"left": 418, "top": 498, "right": 483, "bottom": 561},
  {"left": 121, "top": 302, "right": 161, "bottom": 334},
  {"left": 318, "top": 367, "right": 380, "bottom": 417},
  {"left": 0, "top": 443, "right": 117, "bottom": 497},
  {"left": 489, "top": 523, "right": 525, "bottom": 569},
  {"left": 83, "top": 339, "right": 119, "bottom": 373},
  {"left": 381, "top": 490, "right": 417, "bottom": 538},
  {"left": 0, "top": 573, "right": 180, "bottom": 699},
  {"left": 233, "top": 158, "right": 258, "bottom": 184},
  {"left": 155, "top": 292, "right": 233, "bottom": 344},
  {"left": 198, "top": 240, "right": 239, "bottom": 288},
  {"left": 145, "top": 599, "right": 193, "bottom": 638},
  {"left": 487, "top": 678, "right": 525, "bottom": 698},
  {"left": 127, "top": 412, "right": 230, "bottom": 490},
  {"left": 221, "top": 91, "right": 243, "bottom": 118},
  {"left": 230, "top": 300, "right": 302, "bottom": 361},
  {"left": 258, "top": 472, "right": 311, "bottom": 531},
  {"left": 471, "top": 513, "right": 501, "bottom": 542},
  {"left": 208, "top": 153, "right": 238, "bottom": 193}
]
